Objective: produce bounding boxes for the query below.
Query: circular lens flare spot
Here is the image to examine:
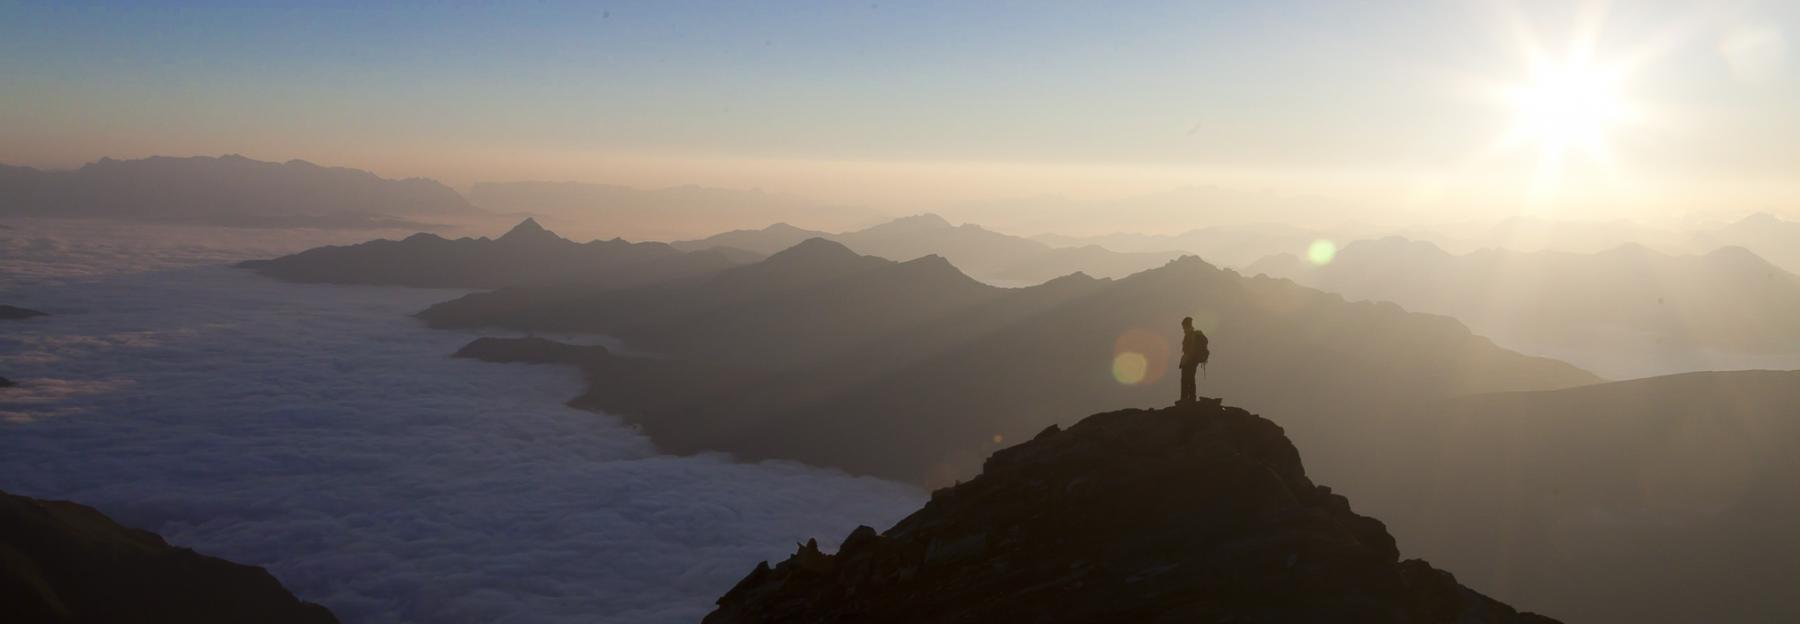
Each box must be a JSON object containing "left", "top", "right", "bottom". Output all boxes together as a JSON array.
[
  {"left": 991, "top": 434, "right": 1004, "bottom": 444},
  {"left": 1112, "top": 352, "right": 1149, "bottom": 385},
  {"left": 1112, "top": 328, "right": 1170, "bottom": 386},
  {"left": 1307, "top": 239, "right": 1337, "bottom": 266}
]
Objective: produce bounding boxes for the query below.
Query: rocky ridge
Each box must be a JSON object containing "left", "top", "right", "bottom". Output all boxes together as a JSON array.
[{"left": 706, "top": 400, "right": 1557, "bottom": 623}]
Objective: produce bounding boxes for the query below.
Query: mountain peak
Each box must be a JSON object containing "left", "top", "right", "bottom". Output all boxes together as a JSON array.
[
  {"left": 706, "top": 401, "right": 1557, "bottom": 623},
  {"left": 875, "top": 213, "right": 954, "bottom": 230},
  {"left": 496, "top": 217, "right": 561, "bottom": 244},
  {"left": 765, "top": 237, "right": 861, "bottom": 262}
]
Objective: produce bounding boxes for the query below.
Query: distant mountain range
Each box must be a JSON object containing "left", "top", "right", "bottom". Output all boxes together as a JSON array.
[
  {"left": 467, "top": 181, "right": 876, "bottom": 241},
  {"left": 674, "top": 213, "right": 1185, "bottom": 284},
  {"left": 706, "top": 400, "right": 1557, "bottom": 623},
  {"left": 433, "top": 238, "right": 1596, "bottom": 485},
  {"left": 1692, "top": 212, "right": 1800, "bottom": 275},
  {"left": 0, "top": 155, "right": 475, "bottom": 228},
  {"left": 1, "top": 490, "right": 337, "bottom": 623},
  {"left": 1246, "top": 237, "right": 1800, "bottom": 378},
  {"left": 239, "top": 218, "right": 750, "bottom": 289},
  {"left": 1033, "top": 222, "right": 1355, "bottom": 270},
  {"left": 1312, "top": 370, "right": 1800, "bottom": 623}
]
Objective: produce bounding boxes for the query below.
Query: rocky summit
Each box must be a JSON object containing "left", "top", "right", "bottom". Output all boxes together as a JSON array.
[{"left": 706, "top": 399, "right": 1557, "bottom": 623}]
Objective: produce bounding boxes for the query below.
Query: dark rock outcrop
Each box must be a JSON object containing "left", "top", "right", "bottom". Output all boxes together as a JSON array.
[
  {"left": 0, "top": 376, "right": 14, "bottom": 388},
  {"left": 706, "top": 401, "right": 1556, "bottom": 623},
  {"left": 0, "top": 490, "right": 337, "bottom": 623},
  {"left": 1, "top": 304, "right": 47, "bottom": 320}
]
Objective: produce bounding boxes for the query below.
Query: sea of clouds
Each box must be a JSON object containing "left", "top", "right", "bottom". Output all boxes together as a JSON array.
[{"left": 0, "top": 220, "right": 924, "bottom": 623}]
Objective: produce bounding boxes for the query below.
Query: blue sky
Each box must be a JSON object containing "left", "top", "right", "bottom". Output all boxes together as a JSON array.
[{"left": 2, "top": 1, "right": 1795, "bottom": 219}]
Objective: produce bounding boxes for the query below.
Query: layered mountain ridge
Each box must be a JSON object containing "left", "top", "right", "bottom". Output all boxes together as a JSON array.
[
  {"left": 440, "top": 241, "right": 1596, "bottom": 485},
  {"left": 239, "top": 218, "right": 748, "bottom": 289}
]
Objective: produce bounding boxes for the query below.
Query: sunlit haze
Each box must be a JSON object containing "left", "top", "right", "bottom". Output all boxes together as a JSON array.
[{"left": 4, "top": 1, "right": 1797, "bottom": 227}]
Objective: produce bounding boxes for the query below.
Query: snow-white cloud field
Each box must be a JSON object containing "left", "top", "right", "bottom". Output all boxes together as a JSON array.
[{"left": 0, "top": 220, "right": 924, "bottom": 623}]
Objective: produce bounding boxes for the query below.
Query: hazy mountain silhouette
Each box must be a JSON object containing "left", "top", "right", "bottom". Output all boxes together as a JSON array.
[
  {"left": 1, "top": 304, "right": 47, "bottom": 320},
  {"left": 1421, "top": 216, "right": 1692, "bottom": 255},
  {"left": 1692, "top": 212, "right": 1800, "bottom": 275},
  {"left": 466, "top": 181, "right": 875, "bottom": 240},
  {"left": 705, "top": 400, "right": 1557, "bottom": 623},
  {"left": 437, "top": 245, "right": 1597, "bottom": 485},
  {"left": 670, "top": 222, "right": 832, "bottom": 255},
  {"left": 1248, "top": 237, "right": 1800, "bottom": 377},
  {"left": 239, "top": 218, "right": 748, "bottom": 289},
  {"left": 950, "top": 185, "right": 1385, "bottom": 234},
  {"left": 1036, "top": 222, "right": 1343, "bottom": 270},
  {"left": 0, "top": 155, "right": 473, "bottom": 228},
  {"left": 673, "top": 214, "right": 1183, "bottom": 284},
  {"left": 1310, "top": 370, "right": 1800, "bottom": 624},
  {"left": 432, "top": 238, "right": 1004, "bottom": 367},
  {"left": 1, "top": 490, "right": 338, "bottom": 623}
]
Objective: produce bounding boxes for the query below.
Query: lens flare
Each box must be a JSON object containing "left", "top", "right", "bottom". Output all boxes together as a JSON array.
[
  {"left": 1111, "top": 327, "right": 1170, "bottom": 386},
  {"left": 1307, "top": 239, "right": 1337, "bottom": 266},
  {"left": 1111, "top": 352, "right": 1149, "bottom": 385}
]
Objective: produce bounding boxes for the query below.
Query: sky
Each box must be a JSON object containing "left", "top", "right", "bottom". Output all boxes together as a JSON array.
[{"left": 2, "top": 0, "right": 1796, "bottom": 222}]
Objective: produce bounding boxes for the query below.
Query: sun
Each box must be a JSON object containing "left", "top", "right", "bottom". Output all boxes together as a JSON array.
[
  {"left": 1447, "top": 4, "right": 1675, "bottom": 205},
  {"left": 1502, "top": 58, "right": 1629, "bottom": 163}
]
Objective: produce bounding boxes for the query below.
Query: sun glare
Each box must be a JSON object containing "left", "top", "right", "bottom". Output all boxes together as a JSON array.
[
  {"left": 1504, "top": 60, "right": 1627, "bottom": 160},
  {"left": 1451, "top": 4, "right": 1676, "bottom": 207}
]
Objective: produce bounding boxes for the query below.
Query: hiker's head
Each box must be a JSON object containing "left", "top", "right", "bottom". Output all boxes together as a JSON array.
[{"left": 1181, "top": 316, "right": 1193, "bottom": 328}]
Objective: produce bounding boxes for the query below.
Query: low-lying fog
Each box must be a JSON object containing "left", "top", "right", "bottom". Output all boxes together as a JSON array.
[{"left": 0, "top": 221, "right": 923, "bottom": 623}]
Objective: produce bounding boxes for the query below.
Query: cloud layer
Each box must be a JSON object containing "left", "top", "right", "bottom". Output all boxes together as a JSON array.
[{"left": 0, "top": 231, "right": 923, "bottom": 623}]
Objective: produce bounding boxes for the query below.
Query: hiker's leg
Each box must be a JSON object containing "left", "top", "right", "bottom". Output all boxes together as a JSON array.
[{"left": 1180, "top": 365, "right": 1196, "bottom": 402}]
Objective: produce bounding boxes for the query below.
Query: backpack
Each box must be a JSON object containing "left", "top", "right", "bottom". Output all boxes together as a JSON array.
[{"left": 1184, "top": 330, "right": 1209, "bottom": 365}]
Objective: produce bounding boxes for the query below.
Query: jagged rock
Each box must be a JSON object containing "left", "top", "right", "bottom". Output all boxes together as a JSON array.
[
  {"left": 0, "top": 490, "right": 337, "bottom": 623},
  {"left": 705, "top": 400, "right": 1558, "bottom": 623},
  {"left": 1, "top": 304, "right": 47, "bottom": 320}
]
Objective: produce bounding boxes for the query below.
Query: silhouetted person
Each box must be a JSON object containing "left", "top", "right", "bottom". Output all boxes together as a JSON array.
[{"left": 1178, "top": 317, "right": 1209, "bottom": 404}]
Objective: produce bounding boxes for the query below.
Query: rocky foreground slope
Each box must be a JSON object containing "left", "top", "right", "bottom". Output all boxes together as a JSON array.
[
  {"left": 706, "top": 400, "right": 1556, "bottom": 623},
  {"left": 0, "top": 490, "right": 337, "bottom": 623}
]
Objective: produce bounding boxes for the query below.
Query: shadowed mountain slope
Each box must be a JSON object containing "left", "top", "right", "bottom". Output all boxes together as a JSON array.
[
  {"left": 0, "top": 490, "right": 338, "bottom": 623},
  {"left": 0, "top": 155, "right": 472, "bottom": 228},
  {"left": 1315, "top": 370, "right": 1800, "bottom": 624},
  {"left": 1248, "top": 237, "right": 1800, "bottom": 377},
  {"left": 239, "top": 218, "right": 747, "bottom": 289},
  {"left": 705, "top": 401, "right": 1557, "bottom": 623},
  {"left": 443, "top": 248, "right": 1597, "bottom": 485}
]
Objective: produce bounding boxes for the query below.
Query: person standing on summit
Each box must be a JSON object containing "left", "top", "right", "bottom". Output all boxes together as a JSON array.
[{"left": 1178, "top": 317, "right": 1209, "bottom": 404}]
